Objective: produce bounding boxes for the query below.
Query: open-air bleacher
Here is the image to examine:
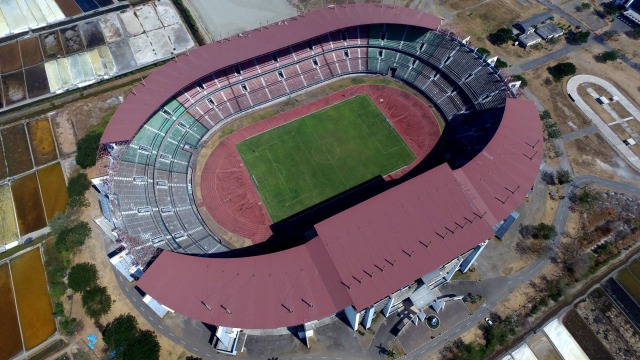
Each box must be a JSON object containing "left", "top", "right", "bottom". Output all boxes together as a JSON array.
[{"left": 114, "top": 23, "right": 511, "bottom": 254}]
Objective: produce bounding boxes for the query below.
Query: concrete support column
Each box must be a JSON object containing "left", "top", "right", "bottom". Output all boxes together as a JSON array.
[
  {"left": 382, "top": 296, "right": 395, "bottom": 317},
  {"left": 344, "top": 305, "right": 361, "bottom": 331},
  {"left": 460, "top": 240, "right": 488, "bottom": 273},
  {"left": 362, "top": 306, "right": 375, "bottom": 330}
]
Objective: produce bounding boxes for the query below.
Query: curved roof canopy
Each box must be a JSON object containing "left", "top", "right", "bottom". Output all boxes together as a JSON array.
[
  {"left": 138, "top": 98, "right": 542, "bottom": 329},
  {"left": 101, "top": 4, "right": 442, "bottom": 144}
]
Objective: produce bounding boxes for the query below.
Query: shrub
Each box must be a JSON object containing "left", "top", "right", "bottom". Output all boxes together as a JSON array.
[
  {"left": 601, "top": 30, "right": 619, "bottom": 41},
  {"left": 581, "top": 2, "right": 591, "bottom": 9},
  {"left": 531, "top": 223, "right": 557, "bottom": 240},
  {"left": 512, "top": 75, "right": 528, "bottom": 88},
  {"left": 81, "top": 285, "right": 112, "bottom": 320},
  {"left": 567, "top": 30, "right": 590, "bottom": 44},
  {"left": 627, "top": 28, "right": 640, "bottom": 40},
  {"left": 549, "top": 62, "right": 576, "bottom": 81},
  {"left": 67, "top": 262, "right": 98, "bottom": 292},
  {"left": 602, "top": 2, "right": 620, "bottom": 16},
  {"left": 75, "top": 130, "right": 102, "bottom": 169},
  {"left": 489, "top": 28, "right": 515, "bottom": 45},
  {"left": 556, "top": 169, "right": 572, "bottom": 184},
  {"left": 541, "top": 170, "right": 556, "bottom": 185},
  {"left": 477, "top": 47, "right": 491, "bottom": 57},
  {"left": 599, "top": 50, "right": 618, "bottom": 63},
  {"left": 495, "top": 58, "right": 508, "bottom": 69}
]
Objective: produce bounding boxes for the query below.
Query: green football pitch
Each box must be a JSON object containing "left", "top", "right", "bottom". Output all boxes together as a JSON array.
[{"left": 237, "top": 95, "right": 415, "bottom": 222}]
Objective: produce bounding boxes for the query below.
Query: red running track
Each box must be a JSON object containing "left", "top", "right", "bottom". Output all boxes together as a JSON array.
[{"left": 197, "top": 84, "right": 441, "bottom": 244}]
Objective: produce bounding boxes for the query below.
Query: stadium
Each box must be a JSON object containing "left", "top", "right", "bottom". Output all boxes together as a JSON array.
[{"left": 98, "top": 3, "right": 543, "bottom": 350}]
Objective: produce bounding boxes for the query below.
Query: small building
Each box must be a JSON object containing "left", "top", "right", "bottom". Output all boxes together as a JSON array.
[
  {"left": 515, "top": 12, "right": 553, "bottom": 34},
  {"left": 535, "top": 22, "right": 563, "bottom": 41},
  {"left": 518, "top": 32, "right": 542, "bottom": 47}
]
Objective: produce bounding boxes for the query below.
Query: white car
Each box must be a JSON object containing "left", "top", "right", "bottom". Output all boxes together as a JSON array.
[{"left": 485, "top": 317, "right": 493, "bottom": 326}]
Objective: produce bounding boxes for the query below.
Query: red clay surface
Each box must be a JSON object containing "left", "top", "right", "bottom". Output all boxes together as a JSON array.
[{"left": 198, "top": 84, "right": 440, "bottom": 244}]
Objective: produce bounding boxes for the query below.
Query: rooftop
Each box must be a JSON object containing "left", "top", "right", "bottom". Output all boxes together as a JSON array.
[
  {"left": 535, "top": 22, "right": 563, "bottom": 40},
  {"left": 515, "top": 12, "right": 553, "bottom": 32},
  {"left": 100, "top": 4, "right": 442, "bottom": 144},
  {"left": 137, "top": 98, "right": 543, "bottom": 329}
]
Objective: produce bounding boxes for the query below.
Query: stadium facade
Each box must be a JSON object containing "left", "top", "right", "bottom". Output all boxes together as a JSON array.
[{"left": 99, "top": 4, "right": 542, "bottom": 350}]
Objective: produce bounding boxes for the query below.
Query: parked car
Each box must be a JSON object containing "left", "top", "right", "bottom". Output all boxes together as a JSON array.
[
  {"left": 23, "top": 237, "right": 34, "bottom": 245},
  {"left": 485, "top": 317, "right": 494, "bottom": 327}
]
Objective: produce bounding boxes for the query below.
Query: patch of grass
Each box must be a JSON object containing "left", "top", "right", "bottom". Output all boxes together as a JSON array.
[
  {"left": 237, "top": 95, "right": 415, "bottom": 222},
  {"left": 616, "top": 268, "right": 640, "bottom": 303}
]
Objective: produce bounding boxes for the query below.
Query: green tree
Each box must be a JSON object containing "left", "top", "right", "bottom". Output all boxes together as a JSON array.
[
  {"left": 627, "top": 28, "right": 640, "bottom": 40},
  {"left": 601, "top": 30, "right": 619, "bottom": 41},
  {"left": 549, "top": 62, "right": 577, "bottom": 81},
  {"left": 556, "top": 169, "right": 572, "bottom": 184},
  {"left": 68, "top": 195, "right": 90, "bottom": 210},
  {"left": 49, "top": 212, "right": 73, "bottom": 234},
  {"left": 103, "top": 314, "right": 139, "bottom": 350},
  {"left": 81, "top": 285, "right": 112, "bottom": 320},
  {"left": 581, "top": 2, "right": 591, "bottom": 10},
  {"left": 512, "top": 75, "right": 528, "bottom": 88},
  {"left": 67, "top": 262, "right": 98, "bottom": 292},
  {"left": 540, "top": 110, "right": 552, "bottom": 121},
  {"left": 55, "top": 221, "right": 91, "bottom": 253},
  {"left": 476, "top": 47, "right": 491, "bottom": 57},
  {"left": 599, "top": 50, "right": 618, "bottom": 62},
  {"left": 76, "top": 130, "right": 102, "bottom": 169},
  {"left": 123, "top": 330, "right": 161, "bottom": 360},
  {"left": 532, "top": 223, "right": 557, "bottom": 240},
  {"left": 67, "top": 173, "right": 92, "bottom": 198},
  {"left": 489, "top": 28, "right": 514, "bottom": 46},
  {"left": 567, "top": 30, "right": 590, "bottom": 45},
  {"left": 602, "top": 3, "right": 620, "bottom": 16}
]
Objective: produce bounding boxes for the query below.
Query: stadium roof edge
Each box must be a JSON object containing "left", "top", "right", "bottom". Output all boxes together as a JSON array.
[
  {"left": 136, "top": 99, "right": 543, "bottom": 329},
  {"left": 101, "top": 4, "right": 443, "bottom": 144}
]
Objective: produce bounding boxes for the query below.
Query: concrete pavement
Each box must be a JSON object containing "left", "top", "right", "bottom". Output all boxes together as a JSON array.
[{"left": 566, "top": 74, "right": 640, "bottom": 171}]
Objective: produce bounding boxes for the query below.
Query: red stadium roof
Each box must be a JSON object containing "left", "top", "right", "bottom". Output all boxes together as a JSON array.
[
  {"left": 101, "top": 4, "right": 442, "bottom": 144},
  {"left": 137, "top": 99, "right": 543, "bottom": 329},
  {"left": 452, "top": 98, "right": 543, "bottom": 226}
]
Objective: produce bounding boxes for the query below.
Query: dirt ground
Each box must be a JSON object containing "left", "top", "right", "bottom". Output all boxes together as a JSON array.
[
  {"left": 51, "top": 89, "right": 127, "bottom": 157},
  {"left": 443, "top": 0, "right": 549, "bottom": 64},
  {"left": 63, "top": 193, "right": 190, "bottom": 359},
  {"left": 525, "top": 43, "right": 640, "bottom": 135},
  {"left": 565, "top": 133, "right": 640, "bottom": 183}
]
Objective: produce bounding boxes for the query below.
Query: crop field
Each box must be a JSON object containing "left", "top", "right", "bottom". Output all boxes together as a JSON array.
[
  {"left": 616, "top": 268, "right": 640, "bottom": 303},
  {"left": 563, "top": 309, "right": 613, "bottom": 360},
  {"left": 629, "top": 258, "right": 640, "bottom": 278},
  {"left": 237, "top": 95, "right": 415, "bottom": 222},
  {"left": 0, "top": 263, "right": 23, "bottom": 360},
  {"left": 10, "top": 248, "right": 56, "bottom": 350},
  {"left": 37, "top": 163, "right": 67, "bottom": 220},
  {"left": 0, "top": 185, "right": 19, "bottom": 245},
  {"left": 27, "top": 118, "right": 58, "bottom": 166},
  {"left": 1, "top": 124, "right": 33, "bottom": 177},
  {"left": 11, "top": 174, "right": 47, "bottom": 236}
]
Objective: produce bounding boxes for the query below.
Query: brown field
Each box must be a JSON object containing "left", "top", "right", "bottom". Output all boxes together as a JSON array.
[
  {"left": 0, "top": 263, "right": 23, "bottom": 360},
  {"left": 616, "top": 268, "right": 640, "bottom": 303},
  {"left": 448, "top": 0, "right": 547, "bottom": 63},
  {"left": 1, "top": 124, "right": 33, "bottom": 177},
  {"left": 608, "top": 101, "right": 634, "bottom": 120},
  {"left": 19, "top": 38, "right": 43, "bottom": 68},
  {"left": 0, "top": 185, "right": 19, "bottom": 245},
  {"left": 0, "top": 42, "right": 21, "bottom": 74},
  {"left": 37, "top": 163, "right": 67, "bottom": 221},
  {"left": 626, "top": 119, "right": 640, "bottom": 137},
  {"left": 630, "top": 259, "right": 640, "bottom": 278},
  {"left": 563, "top": 309, "right": 614, "bottom": 360},
  {"left": 11, "top": 174, "right": 47, "bottom": 235},
  {"left": 10, "top": 248, "right": 56, "bottom": 350},
  {"left": 27, "top": 118, "right": 58, "bottom": 166}
]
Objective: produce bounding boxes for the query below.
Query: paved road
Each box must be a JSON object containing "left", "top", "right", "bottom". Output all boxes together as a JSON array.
[
  {"left": 567, "top": 74, "right": 640, "bottom": 171},
  {"left": 561, "top": 125, "right": 598, "bottom": 141}
]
